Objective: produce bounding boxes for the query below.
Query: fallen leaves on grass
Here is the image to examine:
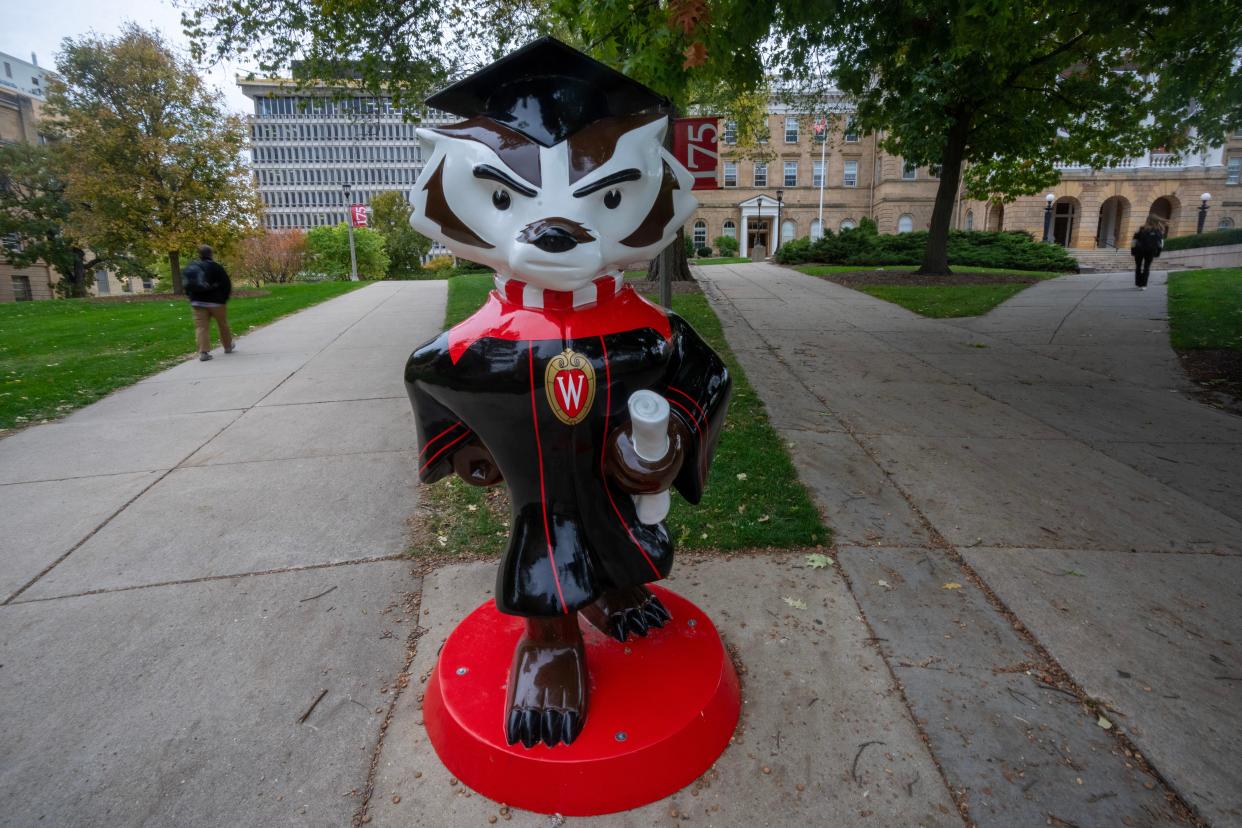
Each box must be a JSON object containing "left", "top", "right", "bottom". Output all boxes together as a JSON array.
[{"left": 805, "top": 553, "right": 835, "bottom": 569}]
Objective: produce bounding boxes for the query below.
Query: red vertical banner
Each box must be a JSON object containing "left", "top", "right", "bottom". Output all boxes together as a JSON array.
[
  {"left": 350, "top": 204, "right": 369, "bottom": 227},
  {"left": 672, "top": 117, "right": 719, "bottom": 190}
]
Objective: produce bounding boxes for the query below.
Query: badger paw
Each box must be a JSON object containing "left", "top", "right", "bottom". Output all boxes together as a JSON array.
[
  {"left": 504, "top": 620, "right": 587, "bottom": 749},
  {"left": 582, "top": 585, "right": 672, "bottom": 643}
]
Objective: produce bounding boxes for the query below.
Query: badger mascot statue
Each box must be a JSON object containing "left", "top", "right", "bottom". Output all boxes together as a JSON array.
[{"left": 405, "top": 38, "right": 731, "bottom": 749}]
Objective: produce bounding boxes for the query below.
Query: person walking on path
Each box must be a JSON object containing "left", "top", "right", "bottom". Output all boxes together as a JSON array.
[
  {"left": 1130, "top": 217, "right": 1164, "bottom": 290},
  {"left": 183, "top": 244, "right": 235, "bottom": 361}
]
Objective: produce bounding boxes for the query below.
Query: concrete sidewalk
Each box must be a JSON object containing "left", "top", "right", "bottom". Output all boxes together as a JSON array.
[
  {"left": 699, "top": 262, "right": 1242, "bottom": 826},
  {"left": 0, "top": 282, "right": 443, "bottom": 826}
]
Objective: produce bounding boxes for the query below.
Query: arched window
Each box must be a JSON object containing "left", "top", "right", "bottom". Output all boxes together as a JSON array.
[
  {"left": 692, "top": 220, "right": 707, "bottom": 248},
  {"left": 840, "top": 219, "right": 857, "bottom": 231},
  {"left": 965, "top": 210, "right": 974, "bottom": 231},
  {"left": 722, "top": 220, "right": 737, "bottom": 239},
  {"left": 1219, "top": 216, "right": 1235, "bottom": 230},
  {"left": 810, "top": 219, "right": 823, "bottom": 241},
  {"left": 781, "top": 219, "right": 796, "bottom": 244},
  {"left": 897, "top": 214, "right": 914, "bottom": 233}
]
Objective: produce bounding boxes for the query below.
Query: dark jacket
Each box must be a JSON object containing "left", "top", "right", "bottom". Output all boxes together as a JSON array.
[
  {"left": 1132, "top": 227, "right": 1163, "bottom": 258},
  {"left": 406, "top": 288, "right": 731, "bottom": 618},
  {"left": 183, "top": 259, "right": 232, "bottom": 304}
]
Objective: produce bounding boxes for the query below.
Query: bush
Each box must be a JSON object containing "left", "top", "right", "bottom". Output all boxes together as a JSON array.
[
  {"left": 683, "top": 234, "right": 695, "bottom": 258},
  {"left": 714, "top": 235, "right": 739, "bottom": 257},
  {"left": 305, "top": 224, "right": 390, "bottom": 279},
  {"left": 1164, "top": 228, "right": 1242, "bottom": 251},
  {"left": 697, "top": 245, "right": 713, "bottom": 258},
  {"left": 423, "top": 255, "right": 455, "bottom": 276},
  {"left": 775, "top": 226, "right": 1077, "bottom": 272}
]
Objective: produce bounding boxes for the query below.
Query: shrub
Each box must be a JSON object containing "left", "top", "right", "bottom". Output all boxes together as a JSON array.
[
  {"left": 714, "top": 235, "right": 739, "bottom": 257},
  {"left": 697, "top": 245, "right": 713, "bottom": 258},
  {"left": 1164, "top": 228, "right": 1242, "bottom": 251},
  {"left": 423, "top": 255, "right": 455, "bottom": 275},
  {"left": 231, "top": 230, "right": 307, "bottom": 287},
  {"left": 683, "top": 234, "right": 695, "bottom": 257},
  {"left": 305, "top": 224, "right": 390, "bottom": 279},
  {"left": 775, "top": 227, "right": 1077, "bottom": 272}
]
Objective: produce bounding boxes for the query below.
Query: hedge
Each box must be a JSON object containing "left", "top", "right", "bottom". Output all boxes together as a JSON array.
[
  {"left": 1164, "top": 228, "right": 1242, "bottom": 251},
  {"left": 776, "top": 219, "right": 1078, "bottom": 272}
]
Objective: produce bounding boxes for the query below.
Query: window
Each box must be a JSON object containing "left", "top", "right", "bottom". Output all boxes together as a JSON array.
[
  {"left": 95, "top": 271, "right": 110, "bottom": 295},
  {"left": 1228, "top": 156, "right": 1241, "bottom": 185},
  {"left": 844, "top": 120, "right": 859, "bottom": 142},
  {"left": 843, "top": 160, "right": 858, "bottom": 187},
  {"left": 929, "top": 164, "right": 941, "bottom": 178},
  {"left": 897, "top": 214, "right": 914, "bottom": 233},
  {"left": 965, "top": 209, "right": 974, "bottom": 231},
  {"left": 724, "top": 120, "right": 737, "bottom": 144},
  {"left": 810, "top": 218, "right": 823, "bottom": 241},
  {"left": 783, "top": 161, "right": 798, "bottom": 186},
  {"left": 902, "top": 161, "right": 917, "bottom": 180},
  {"left": 12, "top": 276, "right": 32, "bottom": 301},
  {"left": 2, "top": 233, "right": 22, "bottom": 254},
  {"left": 722, "top": 220, "right": 737, "bottom": 239},
  {"left": 753, "top": 162, "right": 767, "bottom": 187},
  {"left": 692, "top": 220, "right": 707, "bottom": 248},
  {"left": 723, "top": 161, "right": 737, "bottom": 187},
  {"left": 784, "top": 116, "right": 799, "bottom": 143},
  {"left": 840, "top": 219, "right": 857, "bottom": 231},
  {"left": 813, "top": 160, "right": 825, "bottom": 188},
  {"left": 1220, "top": 217, "right": 1235, "bottom": 230},
  {"left": 781, "top": 220, "right": 796, "bottom": 245}
]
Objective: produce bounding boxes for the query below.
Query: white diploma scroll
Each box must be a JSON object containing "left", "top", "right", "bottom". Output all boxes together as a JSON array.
[{"left": 627, "top": 390, "right": 671, "bottom": 524}]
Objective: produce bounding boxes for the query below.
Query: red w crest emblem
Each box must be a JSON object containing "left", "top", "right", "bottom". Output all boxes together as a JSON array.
[{"left": 544, "top": 349, "right": 596, "bottom": 426}]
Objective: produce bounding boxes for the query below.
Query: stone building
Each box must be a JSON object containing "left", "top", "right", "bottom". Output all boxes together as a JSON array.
[
  {"left": 688, "top": 99, "right": 1242, "bottom": 257},
  {"left": 237, "top": 77, "right": 452, "bottom": 231},
  {"left": 1, "top": 50, "right": 58, "bottom": 302}
]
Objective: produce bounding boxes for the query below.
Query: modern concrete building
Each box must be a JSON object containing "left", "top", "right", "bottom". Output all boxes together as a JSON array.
[
  {"left": 1, "top": 50, "right": 58, "bottom": 302},
  {"left": 688, "top": 96, "right": 1242, "bottom": 260},
  {"left": 237, "top": 77, "right": 453, "bottom": 231}
]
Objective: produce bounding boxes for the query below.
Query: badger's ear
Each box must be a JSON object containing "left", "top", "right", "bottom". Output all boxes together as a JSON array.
[
  {"left": 628, "top": 114, "right": 669, "bottom": 148},
  {"left": 415, "top": 127, "right": 441, "bottom": 159}
]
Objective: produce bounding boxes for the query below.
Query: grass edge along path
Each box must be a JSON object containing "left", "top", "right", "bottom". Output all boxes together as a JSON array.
[
  {"left": 413, "top": 272, "right": 828, "bottom": 560},
  {"left": 0, "top": 281, "right": 365, "bottom": 433},
  {"left": 1167, "top": 267, "right": 1242, "bottom": 411},
  {"left": 795, "top": 264, "right": 1062, "bottom": 318}
]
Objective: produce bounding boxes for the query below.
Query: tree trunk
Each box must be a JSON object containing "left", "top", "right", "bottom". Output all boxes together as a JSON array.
[
  {"left": 170, "top": 249, "right": 183, "bottom": 295},
  {"left": 70, "top": 248, "right": 89, "bottom": 298},
  {"left": 916, "top": 122, "right": 969, "bottom": 276}
]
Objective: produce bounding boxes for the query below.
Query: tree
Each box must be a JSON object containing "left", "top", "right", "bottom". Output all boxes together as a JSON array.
[
  {"left": 369, "top": 191, "right": 432, "bottom": 277},
  {"left": 0, "top": 143, "right": 134, "bottom": 297},
  {"left": 45, "top": 24, "right": 259, "bottom": 294},
  {"left": 306, "top": 224, "right": 390, "bottom": 279},
  {"left": 230, "top": 230, "right": 307, "bottom": 286},
  {"left": 184, "top": 0, "right": 1242, "bottom": 278}
]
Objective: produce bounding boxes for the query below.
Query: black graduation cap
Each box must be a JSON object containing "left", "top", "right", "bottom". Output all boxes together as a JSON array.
[{"left": 425, "top": 37, "right": 671, "bottom": 147}]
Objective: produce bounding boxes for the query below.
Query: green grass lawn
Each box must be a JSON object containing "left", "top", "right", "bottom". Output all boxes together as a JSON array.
[
  {"left": 794, "top": 264, "right": 1062, "bottom": 318},
  {"left": 693, "top": 257, "right": 750, "bottom": 265},
  {"left": 1168, "top": 268, "right": 1242, "bottom": 350},
  {"left": 416, "top": 274, "right": 827, "bottom": 559},
  {"left": 0, "top": 282, "right": 364, "bottom": 432}
]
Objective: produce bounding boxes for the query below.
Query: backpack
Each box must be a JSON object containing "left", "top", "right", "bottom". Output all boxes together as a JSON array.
[{"left": 182, "top": 261, "right": 208, "bottom": 296}]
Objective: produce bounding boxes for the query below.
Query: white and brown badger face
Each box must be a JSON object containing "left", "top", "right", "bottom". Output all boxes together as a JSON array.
[{"left": 410, "top": 113, "right": 697, "bottom": 292}]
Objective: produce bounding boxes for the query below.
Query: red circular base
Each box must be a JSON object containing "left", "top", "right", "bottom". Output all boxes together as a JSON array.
[{"left": 422, "top": 586, "right": 740, "bottom": 816}]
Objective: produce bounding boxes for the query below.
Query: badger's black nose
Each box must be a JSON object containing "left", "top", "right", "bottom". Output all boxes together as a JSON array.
[{"left": 531, "top": 226, "right": 578, "bottom": 253}]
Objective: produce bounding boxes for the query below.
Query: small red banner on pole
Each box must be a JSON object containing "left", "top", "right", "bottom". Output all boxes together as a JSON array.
[
  {"left": 350, "top": 204, "right": 369, "bottom": 227},
  {"left": 672, "top": 117, "right": 719, "bottom": 191}
]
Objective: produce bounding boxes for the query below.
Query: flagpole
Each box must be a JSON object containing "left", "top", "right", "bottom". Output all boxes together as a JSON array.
[{"left": 816, "top": 116, "right": 827, "bottom": 236}]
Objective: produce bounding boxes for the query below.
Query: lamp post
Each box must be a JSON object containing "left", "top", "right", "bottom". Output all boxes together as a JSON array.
[
  {"left": 1198, "top": 192, "right": 1211, "bottom": 235},
  {"left": 342, "top": 182, "right": 359, "bottom": 281},
  {"left": 775, "top": 188, "right": 784, "bottom": 255},
  {"left": 1042, "top": 193, "right": 1055, "bottom": 243}
]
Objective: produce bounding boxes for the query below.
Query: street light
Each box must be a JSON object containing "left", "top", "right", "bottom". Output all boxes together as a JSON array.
[
  {"left": 342, "top": 182, "right": 359, "bottom": 281},
  {"left": 1198, "top": 192, "right": 1211, "bottom": 235},
  {"left": 775, "top": 188, "right": 784, "bottom": 255},
  {"left": 1042, "top": 193, "right": 1055, "bottom": 243}
]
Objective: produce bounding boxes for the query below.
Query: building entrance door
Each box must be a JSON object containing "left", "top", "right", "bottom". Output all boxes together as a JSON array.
[
  {"left": 1053, "top": 200, "right": 1077, "bottom": 246},
  {"left": 747, "top": 219, "right": 770, "bottom": 257}
]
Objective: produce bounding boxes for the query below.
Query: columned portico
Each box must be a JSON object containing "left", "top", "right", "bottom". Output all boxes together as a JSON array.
[{"left": 737, "top": 194, "right": 782, "bottom": 259}]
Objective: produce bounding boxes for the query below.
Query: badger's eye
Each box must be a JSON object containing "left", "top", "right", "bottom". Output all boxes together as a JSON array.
[
  {"left": 604, "top": 189, "right": 622, "bottom": 210},
  {"left": 492, "top": 190, "right": 511, "bottom": 211}
]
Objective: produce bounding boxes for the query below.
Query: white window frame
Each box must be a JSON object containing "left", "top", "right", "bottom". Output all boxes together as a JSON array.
[
  {"left": 753, "top": 162, "right": 767, "bottom": 187},
  {"left": 844, "top": 120, "right": 859, "bottom": 142},
  {"left": 723, "top": 161, "right": 737, "bottom": 187},
  {"left": 902, "top": 161, "right": 917, "bottom": 180},
  {"left": 965, "top": 209, "right": 974, "bottom": 231},
  {"left": 781, "top": 219, "right": 797, "bottom": 244},
  {"left": 897, "top": 214, "right": 914, "bottom": 233},
  {"left": 810, "top": 218, "right": 823, "bottom": 241},
  {"left": 724, "top": 120, "right": 737, "bottom": 145},
  {"left": 843, "top": 160, "right": 858, "bottom": 187},
  {"left": 692, "top": 220, "right": 707, "bottom": 248},
  {"left": 722, "top": 220, "right": 737, "bottom": 239},
  {"left": 813, "top": 159, "right": 825, "bottom": 188},
  {"left": 1228, "top": 156, "right": 1241, "bottom": 185},
  {"left": 783, "top": 160, "right": 798, "bottom": 187},
  {"left": 784, "top": 115, "right": 799, "bottom": 143},
  {"left": 840, "top": 218, "right": 857, "bottom": 231}
]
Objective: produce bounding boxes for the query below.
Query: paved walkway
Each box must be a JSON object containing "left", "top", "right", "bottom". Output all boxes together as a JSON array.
[
  {"left": 698, "top": 262, "right": 1242, "bottom": 825},
  {"left": 0, "top": 282, "right": 443, "bottom": 826}
]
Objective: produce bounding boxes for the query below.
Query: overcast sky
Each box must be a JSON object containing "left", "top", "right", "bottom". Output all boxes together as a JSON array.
[{"left": 2, "top": 0, "right": 256, "bottom": 114}]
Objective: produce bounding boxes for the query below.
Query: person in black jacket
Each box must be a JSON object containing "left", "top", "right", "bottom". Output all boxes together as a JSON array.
[
  {"left": 1130, "top": 217, "right": 1164, "bottom": 290},
  {"left": 183, "top": 244, "right": 234, "bottom": 361}
]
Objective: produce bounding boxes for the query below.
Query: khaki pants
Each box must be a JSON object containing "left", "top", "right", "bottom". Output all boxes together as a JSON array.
[{"left": 193, "top": 305, "right": 233, "bottom": 353}]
